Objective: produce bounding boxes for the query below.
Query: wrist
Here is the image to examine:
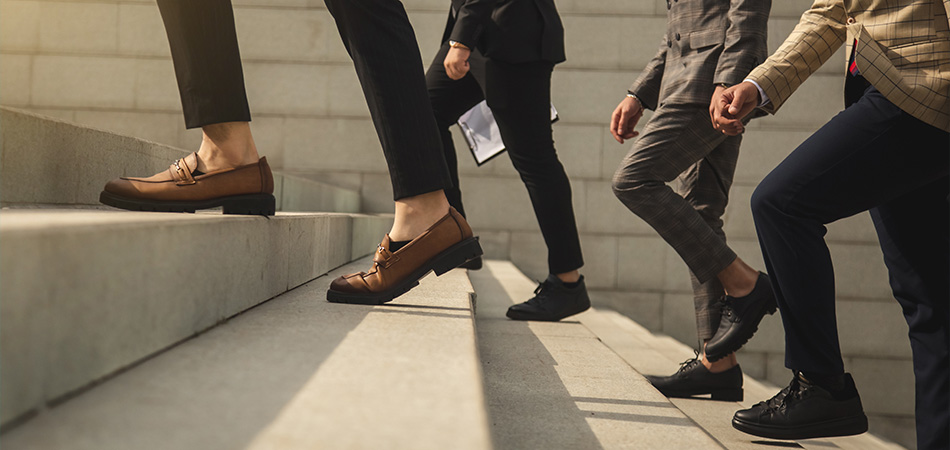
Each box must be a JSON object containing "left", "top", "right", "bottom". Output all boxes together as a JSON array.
[
  {"left": 626, "top": 92, "right": 644, "bottom": 113},
  {"left": 449, "top": 40, "right": 470, "bottom": 50}
]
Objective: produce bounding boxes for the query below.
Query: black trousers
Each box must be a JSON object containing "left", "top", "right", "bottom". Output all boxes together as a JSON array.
[
  {"left": 751, "top": 80, "right": 949, "bottom": 450},
  {"left": 156, "top": 0, "right": 451, "bottom": 200},
  {"left": 425, "top": 43, "right": 583, "bottom": 274}
]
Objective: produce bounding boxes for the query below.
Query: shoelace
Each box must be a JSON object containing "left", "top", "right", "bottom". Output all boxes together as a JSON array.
[
  {"left": 759, "top": 376, "right": 806, "bottom": 413},
  {"left": 527, "top": 280, "right": 551, "bottom": 305},
  {"left": 719, "top": 296, "right": 735, "bottom": 319},
  {"left": 674, "top": 351, "right": 703, "bottom": 375}
]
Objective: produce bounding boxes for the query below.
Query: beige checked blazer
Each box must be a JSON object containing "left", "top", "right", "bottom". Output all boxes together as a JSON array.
[
  {"left": 747, "top": 0, "right": 950, "bottom": 131},
  {"left": 629, "top": 0, "right": 771, "bottom": 109}
]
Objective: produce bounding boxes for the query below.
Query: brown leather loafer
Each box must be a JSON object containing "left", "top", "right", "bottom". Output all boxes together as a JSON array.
[
  {"left": 100, "top": 153, "right": 276, "bottom": 215},
  {"left": 327, "top": 207, "right": 483, "bottom": 305}
]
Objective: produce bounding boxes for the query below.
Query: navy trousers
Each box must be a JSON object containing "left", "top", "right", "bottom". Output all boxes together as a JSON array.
[{"left": 751, "top": 80, "right": 949, "bottom": 450}]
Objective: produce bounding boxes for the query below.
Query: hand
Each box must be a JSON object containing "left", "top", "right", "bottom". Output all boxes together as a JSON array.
[
  {"left": 710, "top": 82, "right": 760, "bottom": 136},
  {"left": 610, "top": 96, "right": 643, "bottom": 144},
  {"left": 444, "top": 46, "right": 471, "bottom": 80}
]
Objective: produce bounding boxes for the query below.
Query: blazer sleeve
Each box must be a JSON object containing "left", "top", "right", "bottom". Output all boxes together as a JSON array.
[
  {"left": 746, "top": 0, "right": 848, "bottom": 113},
  {"left": 628, "top": 38, "right": 668, "bottom": 111},
  {"left": 714, "top": 0, "right": 771, "bottom": 86},
  {"left": 449, "top": 0, "right": 501, "bottom": 48}
]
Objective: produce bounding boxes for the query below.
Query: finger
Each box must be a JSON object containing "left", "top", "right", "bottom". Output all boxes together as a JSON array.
[
  {"left": 449, "top": 64, "right": 463, "bottom": 80},
  {"left": 610, "top": 108, "right": 624, "bottom": 143},
  {"left": 611, "top": 128, "right": 623, "bottom": 144},
  {"left": 709, "top": 90, "right": 721, "bottom": 123},
  {"left": 728, "top": 89, "right": 748, "bottom": 116},
  {"left": 617, "top": 108, "right": 630, "bottom": 136},
  {"left": 715, "top": 116, "right": 741, "bottom": 133},
  {"left": 711, "top": 101, "right": 724, "bottom": 128}
]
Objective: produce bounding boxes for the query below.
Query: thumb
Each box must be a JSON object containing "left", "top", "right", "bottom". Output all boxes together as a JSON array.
[{"left": 728, "top": 88, "right": 747, "bottom": 116}]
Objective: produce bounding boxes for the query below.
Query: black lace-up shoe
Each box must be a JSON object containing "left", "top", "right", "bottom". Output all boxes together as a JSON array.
[
  {"left": 646, "top": 354, "right": 743, "bottom": 401},
  {"left": 733, "top": 373, "right": 868, "bottom": 440},
  {"left": 705, "top": 272, "right": 777, "bottom": 361},
  {"left": 506, "top": 274, "right": 590, "bottom": 321}
]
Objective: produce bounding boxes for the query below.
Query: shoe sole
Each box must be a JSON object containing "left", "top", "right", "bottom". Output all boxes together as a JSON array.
[
  {"left": 100, "top": 191, "right": 276, "bottom": 216},
  {"left": 732, "top": 413, "right": 868, "bottom": 440},
  {"left": 326, "top": 237, "right": 483, "bottom": 305},
  {"left": 505, "top": 303, "right": 591, "bottom": 322},
  {"left": 656, "top": 387, "right": 744, "bottom": 402},
  {"left": 459, "top": 257, "right": 483, "bottom": 270}
]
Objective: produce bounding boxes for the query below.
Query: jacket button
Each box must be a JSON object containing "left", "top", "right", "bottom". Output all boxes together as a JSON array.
[
  {"left": 675, "top": 33, "right": 681, "bottom": 40},
  {"left": 668, "top": 40, "right": 672, "bottom": 47},
  {"left": 667, "top": 1, "right": 671, "bottom": 9},
  {"left": 846, "top": 17, "right": 855, "bottom": 24}
]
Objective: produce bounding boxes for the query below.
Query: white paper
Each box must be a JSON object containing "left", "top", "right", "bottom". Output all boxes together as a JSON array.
[{"left": 457, "top": 100, "right": 558, "bottom": 166}]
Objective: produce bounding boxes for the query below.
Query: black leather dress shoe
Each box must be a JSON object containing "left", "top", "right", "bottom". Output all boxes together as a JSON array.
[
  {"left": 646, "top": 355, "right": 743, "bottom": 401},
  {"left": 705, "top": 272, "right": 777, "bottom": 361},
  {"left": 733, "top": 373, "right": 868, "bottom": 440},
  {"left": 506, "top": 274, "right": 590, "bottom": 321}
]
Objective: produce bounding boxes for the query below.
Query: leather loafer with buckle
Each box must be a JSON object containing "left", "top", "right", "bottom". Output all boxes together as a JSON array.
[
  {"left": 705, "top": 272, "right": 777, "bottom": 361},
  {"left": 326, "top": 207, "right": 483, "bottom": 305},
  {"left": 100, "top": 153, "right": 276, "bottom": 215}
]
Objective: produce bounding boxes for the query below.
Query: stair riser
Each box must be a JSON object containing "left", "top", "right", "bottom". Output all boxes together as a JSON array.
[{"left": 0, "top": 212, "right": 391, "bottom": 426}]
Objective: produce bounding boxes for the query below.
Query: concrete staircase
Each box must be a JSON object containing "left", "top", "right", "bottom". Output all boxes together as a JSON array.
[
  {"left": 0, "top": 109, "right": 393, "bottom": 428},
  {"left": 473, "top": 261, "right": 904, "bottom": 450},
  {"left": 1, "top": 257, "right": 906, "bottom": 449}
]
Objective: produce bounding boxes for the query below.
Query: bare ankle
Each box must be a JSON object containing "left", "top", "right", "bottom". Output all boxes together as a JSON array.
[
  {"left": 195, "top": 122, "right": 260, "bottom": 172},
  {"left": 717, "top": 257, "right": 758, "bottom": 297},
  {"left": 389, "top": 191, "right": 450, "bottom": 241},
  {"left": 702, "top": 349, "right": 738, "bottom": 373},
  {"left": 555, "top": 271, "right": 580, "bottom": 284}
]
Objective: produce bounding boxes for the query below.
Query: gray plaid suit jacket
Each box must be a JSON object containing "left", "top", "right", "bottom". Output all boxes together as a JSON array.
[
  {"left": 748, "top": 0, "right": 950, "bottom": 131},
  {"left": 629, "top": 0, "right": 771, "bottom": 109}
]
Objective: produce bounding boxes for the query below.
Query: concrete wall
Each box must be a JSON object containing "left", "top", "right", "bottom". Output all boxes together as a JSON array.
[{"left": 0, "top": 0, "right": 916, "bottom": 447}]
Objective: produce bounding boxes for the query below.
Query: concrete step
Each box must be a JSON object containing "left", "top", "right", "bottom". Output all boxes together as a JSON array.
[
  {"left": 579, "top": 308, "right": 907, "bottom": 450},
  {"left": 1, "top": 257, "right": 491, "bottom": 450},
  {"left": 0, "top": 107, "right": 360, "bottom": 213},
  {"left": 0, "top": 208, "right": 392, "bottom": 426},
  {"left": 469, "top": 260, "right": 724, "bottom": 449}
]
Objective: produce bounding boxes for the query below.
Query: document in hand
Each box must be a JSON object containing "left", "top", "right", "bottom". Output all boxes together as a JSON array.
[{"left": 456, "top": 100, "right": 558, "bottom": 166}]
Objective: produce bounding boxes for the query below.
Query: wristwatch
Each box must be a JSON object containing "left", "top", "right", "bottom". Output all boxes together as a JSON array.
[
  {"left": 449, "top": 40, "right": 470, "bottom": 50},
  {"left": 626, "top": 91, "right": 644, "bottom": 114}
]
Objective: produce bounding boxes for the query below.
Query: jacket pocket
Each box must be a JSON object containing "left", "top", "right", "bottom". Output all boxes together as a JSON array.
[{"left": 689, "top": 28, "right": 725, "bottom": 50}]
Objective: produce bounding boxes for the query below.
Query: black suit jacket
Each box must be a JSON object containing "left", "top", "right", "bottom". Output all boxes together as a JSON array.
[{"left": 442, "top": 0, "right": 565, "bottom": 64}]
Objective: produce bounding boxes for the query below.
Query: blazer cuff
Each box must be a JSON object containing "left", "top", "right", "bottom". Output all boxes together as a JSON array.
[
  {"left": 714, "top": 66, "right": 753, "bottom": 88},
  {"left": 448, "top": 23, "right": 480, "bottom": 50},
  {"left": 627, "top": 83, "right": 660, "bottom": 111},
  {"left": 744, "top": 79, "right": 771, "bottom": 107}
]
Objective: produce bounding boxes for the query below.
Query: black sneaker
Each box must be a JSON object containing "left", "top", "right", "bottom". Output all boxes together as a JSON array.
[
  {"left": 732, "top": 373, "right": 868, "bottom": 440},
  {"left": 705, "top": 272, "right": 777, "bottom": 361},
  {"left": 506, "top": 274, "right": 590, "bottom": 321},
  {"left": 646, "top": 353, "right": 743, "bottom": 401}
]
